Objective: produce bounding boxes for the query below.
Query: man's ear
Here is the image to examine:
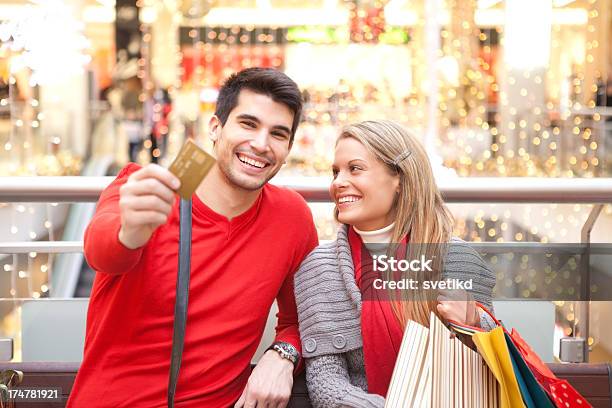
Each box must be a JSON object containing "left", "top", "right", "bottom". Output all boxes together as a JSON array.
[{"left": 208, "top": 115, "right": 221, "bottom": 142}]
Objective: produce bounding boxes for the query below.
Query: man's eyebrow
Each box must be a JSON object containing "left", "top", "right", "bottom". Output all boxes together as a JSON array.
[{"left": 236, "top": 113, "right": 260, "bottom": 122}]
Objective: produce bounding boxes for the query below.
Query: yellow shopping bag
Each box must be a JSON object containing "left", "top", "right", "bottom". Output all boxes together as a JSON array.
[{"left": 473, "top": 327, "right": 526, "bottom": 408}]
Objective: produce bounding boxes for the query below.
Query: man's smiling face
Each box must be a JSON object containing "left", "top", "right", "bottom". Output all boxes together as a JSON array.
[{"left": 210, "top": 89, "right": 294, "bottom": 191}]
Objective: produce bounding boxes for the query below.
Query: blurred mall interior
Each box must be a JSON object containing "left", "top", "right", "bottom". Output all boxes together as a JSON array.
[{"left": 0, "top": 0, "right": 611, "bottom": 374}]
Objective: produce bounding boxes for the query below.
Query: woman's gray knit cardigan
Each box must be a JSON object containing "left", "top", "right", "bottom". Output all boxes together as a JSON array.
[{"left": 294, "top": 224, "right": 496, "bottom": 408}]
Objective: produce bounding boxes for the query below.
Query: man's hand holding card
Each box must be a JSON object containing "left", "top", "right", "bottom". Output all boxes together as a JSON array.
[{"left": 118, "top": 140, "right": 216, "bottom": 249}]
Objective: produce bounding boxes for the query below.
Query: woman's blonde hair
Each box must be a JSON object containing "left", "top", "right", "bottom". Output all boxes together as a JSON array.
[{"left": 338, "top": 120, "right": 454, "bottom": 328}]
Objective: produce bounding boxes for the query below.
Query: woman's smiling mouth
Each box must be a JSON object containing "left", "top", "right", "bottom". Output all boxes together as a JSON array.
[{"left": 337, "top": 195, "right": 362, "bottom": 208}]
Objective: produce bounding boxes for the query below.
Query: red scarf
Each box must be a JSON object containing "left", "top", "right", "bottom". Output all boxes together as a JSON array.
[{"left": 348, "top": 227, "right": 405, "bottom": 397}]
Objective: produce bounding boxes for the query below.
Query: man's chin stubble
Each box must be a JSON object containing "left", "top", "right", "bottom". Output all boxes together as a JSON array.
[{"left": 229, "top": 171, "right": 270, "bottom": 192}]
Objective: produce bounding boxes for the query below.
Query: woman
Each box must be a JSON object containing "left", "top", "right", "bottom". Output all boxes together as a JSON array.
[{"left": 294, "top": 120, "right": 496, "bottom": 407}]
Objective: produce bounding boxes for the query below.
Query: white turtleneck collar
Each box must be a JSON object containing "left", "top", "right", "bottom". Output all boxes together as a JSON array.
[{"left": 353, "top": 222, "right": 395, "bottom": 244}]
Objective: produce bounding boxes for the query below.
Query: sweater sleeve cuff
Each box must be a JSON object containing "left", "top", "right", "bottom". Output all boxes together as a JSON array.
[{"left": 342, "top": 387, "right": 386, "bottom": 408}]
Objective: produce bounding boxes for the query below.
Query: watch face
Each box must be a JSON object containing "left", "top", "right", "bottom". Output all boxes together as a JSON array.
[{"left": 274, "top": 343, "right": 298, "bottom": 364}]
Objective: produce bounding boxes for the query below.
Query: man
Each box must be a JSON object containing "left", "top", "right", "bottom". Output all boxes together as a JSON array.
[{"left": 68, "top": 68, "right": 318, "bottom": 407}]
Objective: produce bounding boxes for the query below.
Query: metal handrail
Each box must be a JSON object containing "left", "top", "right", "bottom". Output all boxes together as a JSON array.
[
  {"left": 0, "top": 176, "right": 611, "bottom": 203},
  {"left": 0, "top": 177, "right": 113, "bottom": 203},
  {"left": 0, "top": 241, "right": 83, "bottom": 254}
]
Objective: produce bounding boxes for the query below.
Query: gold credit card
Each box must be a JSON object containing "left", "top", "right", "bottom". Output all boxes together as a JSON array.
[{"left": 168, "top": 139, "right": 216, "bottom": 199}]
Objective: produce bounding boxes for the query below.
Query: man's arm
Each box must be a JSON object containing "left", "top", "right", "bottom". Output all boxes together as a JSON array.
[{"left": 84, "top": 163, "right": 179, "bottom": 275}]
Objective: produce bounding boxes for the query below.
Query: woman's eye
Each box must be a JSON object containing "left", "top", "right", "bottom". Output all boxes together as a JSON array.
[
  {"left": 349, "top": 165, "right": 361, "bottom": 172},
  {"left": 332, "top": 170, "right": 338, "bottom": 179}
]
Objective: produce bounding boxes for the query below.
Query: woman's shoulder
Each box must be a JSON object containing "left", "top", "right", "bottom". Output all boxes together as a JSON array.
[
  {"left": 305, "top": 240, "right": 337, "bottom": 261},
  {"left": 294, "top": 241, "right": 340, "bottom": 288},
  {"left": 298, "top": 241, "right": 337, "bottom": 273}
]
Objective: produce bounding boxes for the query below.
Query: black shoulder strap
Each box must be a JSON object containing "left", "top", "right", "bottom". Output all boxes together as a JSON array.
[{"left": 168, "top": 198, "right": 192, "bottom": 407}]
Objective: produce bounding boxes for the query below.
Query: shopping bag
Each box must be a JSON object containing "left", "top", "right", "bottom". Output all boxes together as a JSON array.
[
  {"left": 472, "top": 327, "right": 526, "bottom": 408},
  {"left": 385, "top": 312, "right": 500, "bottom": 407},
  {"left": 504, "top": 332, "right": 554, "bottom": 408},
  {"left": 449, "top": 303, "right": 592, "bottom": 408},
  {"left": 510, "top": 329, "right": 591, "bottom": 408}
]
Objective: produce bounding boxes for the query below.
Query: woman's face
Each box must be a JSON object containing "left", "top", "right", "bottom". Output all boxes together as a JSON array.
[{"left": 330, "top": 137, "right": 400, "bottom": 231}]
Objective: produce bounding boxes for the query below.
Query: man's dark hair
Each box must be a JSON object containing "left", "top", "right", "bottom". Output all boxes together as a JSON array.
[{"left": 215, "top": 67, "right": 303, "bottom": 143}]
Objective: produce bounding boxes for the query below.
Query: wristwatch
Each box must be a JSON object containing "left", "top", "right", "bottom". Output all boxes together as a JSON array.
[{"left": 266, "top": 341, "right": 300, "bottom": 367}]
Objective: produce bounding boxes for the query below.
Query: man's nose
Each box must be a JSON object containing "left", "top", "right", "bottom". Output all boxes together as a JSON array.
[{"left": 249, "top": 129, "right": 270, "bottom": 152}]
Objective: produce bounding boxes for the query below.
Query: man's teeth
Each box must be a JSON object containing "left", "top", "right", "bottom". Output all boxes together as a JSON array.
[
  {"left": 338, "top": 196, "right": 361, "bottom": 203},
  {"left": 238, "top": 154, "right": 266, "bottom": 168}
]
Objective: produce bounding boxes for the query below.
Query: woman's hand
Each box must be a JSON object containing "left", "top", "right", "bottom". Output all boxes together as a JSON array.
[{"left": 436, "top": 289, "right": 480, "bottom": 327}]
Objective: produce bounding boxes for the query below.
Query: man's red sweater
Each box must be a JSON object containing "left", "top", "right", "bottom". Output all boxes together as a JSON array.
[{"left": 67, "top": 163, "right": 318, "bottom": 407}]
